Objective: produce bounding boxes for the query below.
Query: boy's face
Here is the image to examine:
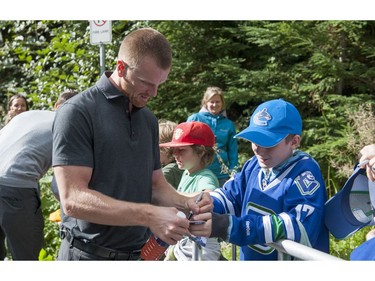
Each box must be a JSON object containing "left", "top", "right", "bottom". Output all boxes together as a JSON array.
[
  {"left": 251, "top": 135, "right": 300, "bottom": 169},
  {"left": 172, "top": 146, "right": 202, "bottom": 173}
]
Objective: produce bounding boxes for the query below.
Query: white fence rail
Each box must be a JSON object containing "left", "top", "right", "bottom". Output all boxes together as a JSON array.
[
  {"left": 269, "top": 239, "right": 343, "bottom": 261},
  {"left": 229, "top": 240, "right": 344, "bottom": 261}
]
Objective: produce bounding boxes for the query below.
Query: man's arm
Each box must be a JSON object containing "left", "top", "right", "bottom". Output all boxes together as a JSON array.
[
  {"left": 55, "top": 165, "right": 154, "bottom": 226},
  {"left": 151, "top": 168, "right": 213, "bottom": 217},
  {"left": 54, "top": 165, "right": 190, "bottom": 245}
]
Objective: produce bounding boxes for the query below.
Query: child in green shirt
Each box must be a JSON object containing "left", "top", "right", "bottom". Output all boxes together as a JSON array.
[{"left": 160, "top": 121, "right": 221, "bottom": 260}]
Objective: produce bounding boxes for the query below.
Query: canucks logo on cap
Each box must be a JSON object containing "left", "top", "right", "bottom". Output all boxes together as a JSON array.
[{"left": 253, "top": 108, "right": 272, "bottom": 126}]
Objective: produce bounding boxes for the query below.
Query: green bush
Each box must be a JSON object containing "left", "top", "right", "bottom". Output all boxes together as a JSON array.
[
  {"left": 39, "top": 171, "right": 61, "bottom": 261},
  {"left": 330, "top": 227, "right": 372, "bottom": 260}
]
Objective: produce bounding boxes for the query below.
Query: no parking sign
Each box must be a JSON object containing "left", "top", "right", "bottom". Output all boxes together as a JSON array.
[{"left": 90, "top": 20, "right": 112, "bottom": 45}]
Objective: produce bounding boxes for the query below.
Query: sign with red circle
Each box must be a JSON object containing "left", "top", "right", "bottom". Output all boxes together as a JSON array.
[{"left": 90, "top": 20, "right": 112, "bottom": 45}]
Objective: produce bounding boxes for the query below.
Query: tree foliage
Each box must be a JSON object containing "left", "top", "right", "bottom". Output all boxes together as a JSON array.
[{"left": 1, "top": 20, "right": 374, "bottom": 259}]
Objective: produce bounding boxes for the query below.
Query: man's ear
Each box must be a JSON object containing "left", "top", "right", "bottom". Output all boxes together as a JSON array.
[{"left": 117, "top": 60, "right": 126, "bottom": 77}]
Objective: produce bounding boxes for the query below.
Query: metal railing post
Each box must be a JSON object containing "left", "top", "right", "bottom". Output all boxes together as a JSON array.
[
  {"left": 231, "top": 244, "right": 236, "bottom": 260},
  {"left": 192, "top": 241, "right": 202, "bottom": 261}
]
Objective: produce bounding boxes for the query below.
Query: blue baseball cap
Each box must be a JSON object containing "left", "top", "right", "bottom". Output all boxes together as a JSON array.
[
  {"left": 325, "top": 166, "right": 375, "bottom": 240},
  {"left": 235, "top": 99, "right": 302, "bottom": 147}
]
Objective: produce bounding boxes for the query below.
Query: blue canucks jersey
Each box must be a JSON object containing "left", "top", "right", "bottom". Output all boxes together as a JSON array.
[{"left": 211, "top": 151, "right": 329, "bottom": 260}]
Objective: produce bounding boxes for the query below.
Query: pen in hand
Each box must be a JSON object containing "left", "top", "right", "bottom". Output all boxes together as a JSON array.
[{"left": 187, "top": 190, "right": 204, "bottom": 220}]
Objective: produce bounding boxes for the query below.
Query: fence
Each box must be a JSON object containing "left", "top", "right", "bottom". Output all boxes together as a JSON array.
[
  {"left": 269, "top": 239, "right": 343, "bottom": 261},
  {"left": 194, "top": 240, "right": 343, "bottom": 261},
  {"left": 228, "top": 240, "right": 343, "bottom": 261}
]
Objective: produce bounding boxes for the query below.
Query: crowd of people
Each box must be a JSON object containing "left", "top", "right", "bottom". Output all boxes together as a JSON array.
[{"left": 0, "top": 27, "right": 374, "bottom": 261}]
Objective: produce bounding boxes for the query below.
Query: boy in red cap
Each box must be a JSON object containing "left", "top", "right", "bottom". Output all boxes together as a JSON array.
[{"left": 160, "top": 121, "right": 222, "bottom": 260}]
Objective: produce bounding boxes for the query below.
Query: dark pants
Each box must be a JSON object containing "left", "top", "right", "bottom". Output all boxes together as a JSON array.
[
  {"left": 58, "top": 234, "right": 141, "bottom": 261},
  {"left": 0, "top": 185, "right": 44, "bottom": 260}
]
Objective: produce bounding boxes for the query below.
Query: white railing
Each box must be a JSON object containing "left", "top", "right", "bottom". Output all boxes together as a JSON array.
[
  {"left": 229, "top": 240, "right": 343, "bottom": 261},
  {"left": 269, "top": 240, "right": 343, "bottom": 261}
]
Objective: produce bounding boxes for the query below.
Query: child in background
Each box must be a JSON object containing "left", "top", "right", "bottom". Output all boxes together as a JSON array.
[
  {"left": 160, "top": 121, "right": 221, "bottom": 260},
  {"left": 159, "top": 120, "right": 183, "bottom": 189},
  {"left": 190, "top": 99, "right": 329, "bottom": 260}
]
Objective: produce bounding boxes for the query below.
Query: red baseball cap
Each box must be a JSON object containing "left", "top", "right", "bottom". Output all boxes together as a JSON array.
[{"left": 159, "top": 121, "right": 215, "bottom": 147}]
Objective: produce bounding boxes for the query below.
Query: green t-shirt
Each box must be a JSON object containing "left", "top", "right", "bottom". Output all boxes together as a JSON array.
[
  {"left": 168, "top": 168, "right": 221, "bottom": 261},
  {"left": 177, "top": 168, "right": 219, "bottom": 193},
  {"left": 162, "top": 162, "right": 183, "bottom": 189}
]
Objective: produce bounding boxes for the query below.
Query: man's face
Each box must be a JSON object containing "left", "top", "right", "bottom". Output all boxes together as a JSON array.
[{"left": 120, "top": 56, "right": 170, "bottom": 108}]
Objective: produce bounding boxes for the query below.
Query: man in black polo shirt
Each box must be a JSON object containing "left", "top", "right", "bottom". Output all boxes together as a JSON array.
[{"left": 52, "top": 27, "right": 213, "bottom": 260}]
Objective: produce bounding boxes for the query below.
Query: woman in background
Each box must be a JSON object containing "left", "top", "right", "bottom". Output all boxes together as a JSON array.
[
  {"left": 187, "top": 86, "right": 238, "bottom": 186},
  {"left": 3, "top": 94, "right": 29, "bottom": 126}
]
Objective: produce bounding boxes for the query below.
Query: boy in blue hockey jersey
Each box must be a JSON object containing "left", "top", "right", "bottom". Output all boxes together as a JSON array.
[{"left": 190, "top": 99, "right": 329, "bottom": 260}]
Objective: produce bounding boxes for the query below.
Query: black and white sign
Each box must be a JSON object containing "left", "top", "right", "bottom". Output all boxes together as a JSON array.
[{"left": 90, "top": 20, "right": 112, "bottom": 45}]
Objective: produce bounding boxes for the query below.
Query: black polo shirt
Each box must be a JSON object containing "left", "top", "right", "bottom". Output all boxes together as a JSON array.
[{"left": 52, "top": 72, "right": 160, "bottom": 251}]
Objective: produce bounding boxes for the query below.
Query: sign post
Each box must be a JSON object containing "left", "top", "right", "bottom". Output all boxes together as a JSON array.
[{"left": 90, "top": 21, "right": 112, "bottom": 76}]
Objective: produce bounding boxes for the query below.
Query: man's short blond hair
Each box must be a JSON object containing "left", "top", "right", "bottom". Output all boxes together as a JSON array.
[{"left": 118, "top": 28, "right": 172, "bottom": 70}]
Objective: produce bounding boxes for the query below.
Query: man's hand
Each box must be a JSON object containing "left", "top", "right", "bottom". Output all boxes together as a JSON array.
[
  {"left": 147, "top": 206, "right": 190, "bottom": 245},
  {"left": 188, "top": 211, "right": 213, "bottom": 238},
  {"left": 186, "top": 191, "right": 213, "bottom": 219},
  {"left": 186, "top": 191, "right": 213, "bottom": 238}
]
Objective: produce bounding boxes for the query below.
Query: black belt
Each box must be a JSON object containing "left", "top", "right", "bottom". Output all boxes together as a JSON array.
[{"left": 64, "top": 231, "right": 141, "bottom": 260}]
